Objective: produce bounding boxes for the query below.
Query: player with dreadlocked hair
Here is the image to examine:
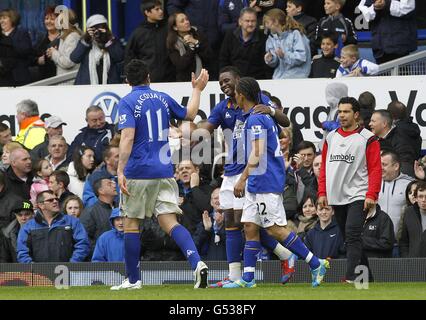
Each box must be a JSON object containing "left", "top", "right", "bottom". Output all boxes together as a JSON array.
[{"left": 223, "top": 77, "right": 330, "bottom": 288}]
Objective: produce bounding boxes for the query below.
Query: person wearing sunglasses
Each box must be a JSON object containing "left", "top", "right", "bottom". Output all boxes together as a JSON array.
[{"left": 16, "top": 190, "right": 89, "bottom": 263}]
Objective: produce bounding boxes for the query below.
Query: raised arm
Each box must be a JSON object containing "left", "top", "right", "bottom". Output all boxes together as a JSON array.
[{"left": 185, "top": 69, "right": 209, "bottom": 120}]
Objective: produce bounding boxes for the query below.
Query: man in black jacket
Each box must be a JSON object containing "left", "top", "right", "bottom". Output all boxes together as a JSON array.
[
  {"left": 0, "top": 171, "right": 25, "bottom": 229},
  {"left": 219, "top": 7, "right": 270, "bottom": 79},
  {"left": 388, "top": 100, "right": 421, "bottom": 175},
  {"left": 80, "top": 175, "right": 118, "bottom": 255},
  {"left": 68, "top": 106, "right": 115, "bottom": 165},
  {"left": 125, "top": 0, "right": 175, "bottom": 82},
  {"left": 5, "top": 148, "right": 33, "bottom": 201},
  {"left": 369, "top": 109, "right": 417, "bottom": 177},
  {"left": 399, "top": 181, "right": 426, "bottom": 258},
  {"left": 362, "top": 204, "right": 395, "bottom": 258}
]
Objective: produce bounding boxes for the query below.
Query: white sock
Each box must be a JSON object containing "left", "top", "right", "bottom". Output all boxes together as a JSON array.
[
  {"left": 273, "top": 243, "right": 292, "bottom": 260},
  {"left": 229, "top": 262, "right": 241, "bottom": 281}
]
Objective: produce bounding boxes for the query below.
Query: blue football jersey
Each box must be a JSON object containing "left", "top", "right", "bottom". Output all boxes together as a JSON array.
[
  {"left": 118, "top": 86, "right": 187, "bottom": 179},
  {"left": 207, "top": 94, "right": 275, "bottom": 177},
  {"left": 243, "top": 110, "right": 285, "bottom": 194}
]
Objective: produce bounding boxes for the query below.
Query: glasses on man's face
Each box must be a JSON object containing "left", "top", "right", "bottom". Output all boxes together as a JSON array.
[{"left": 41, "top": 197, "right": 59, "bottom": 204}]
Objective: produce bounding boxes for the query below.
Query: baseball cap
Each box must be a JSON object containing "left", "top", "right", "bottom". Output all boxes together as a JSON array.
[
  {"left": 11, "top": 200, "right": 33, "bottom": 214},
  {"left": 87, "top": 14, "right": 108, "bottom": 28},
  {"left": 45, "top": 116, "right": 67, "bottom": 129}
]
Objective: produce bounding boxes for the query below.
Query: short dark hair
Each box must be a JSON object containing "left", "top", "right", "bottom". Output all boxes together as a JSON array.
[
  {"left": 416, "top": 181, "right": 426, "bottom": 194},
  {"left": 236, "top": 77, "right": 261, "bottom": 104},
  {"left": 51, "top": 170, "right": 70, "bottom": 189},
  {"left": 141, "top": 0, "right": 162, "bottom": 16},
  {"left": 270, "top": 96, "right": 282, "bottom": 109},
  {"left": 37, "top": 190, "right": 55, "bottom": 204},
  {"left": 381, "top": 150, "right": 401, "bottom": 166},
  {"left": 338, "top": 97, "right": 360, "bottom": 113},
  {"left": 373, "top": 109, "right": 393, "bottom": 129},
  {"left": 287, "top": 0, "right": 306, "bottom": 10},
  {"left": 321, "top": 31, "right": 338, "bottom": 45},
  {"left": 296, "top": 140, "right": 316, "bottom": 154},
  {"left": 387, "top": 101, "right": 407, "bottom": 120},
  {"left": 358, "top": 91, "right": 376, "bottom": 110},
  {"left": 125, "top": 59, "right": 150, "bottom": 86},
  {"left": 85, "top": 105, "right": 103, "bottom": 117},
  {"left": 0, "top": 123, "right": 9, "bottom": 133},
  {"left": 93, "top": 177, "right": 108, "bottom": 197},
  {"left": 219, "top": 66, "right": 241, "bottom": 79}
]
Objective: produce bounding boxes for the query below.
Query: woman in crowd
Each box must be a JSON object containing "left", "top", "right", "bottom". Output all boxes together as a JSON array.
[
  {"left": 70, "top": 14, "right": 124, "bottom": 85},
  {"left": 0, "top": 141, "right": 23, "bottom": 172},
  {"left": 296, "top": 193, "right": 318, "bottom": 240},
  {"left": 263, "top": 8, "right": 311, "bottom": 79},
  {"left": 0, "top": 8, "right": 32, "bottom": 86},
  {"left": 63, "top": 195, "right": 84, "bottom": 218},
  {"left": 46, "top": 8, "right": 82, "bottom": 78},
  {"left": 166, "top": 12, "right": 210, "bottom": 82},
  {"left": 67, "top": 146, "right": 95, "bottom": 198},
  {"left": 33, "top": 6, "right": 60, "bottom": 81}
]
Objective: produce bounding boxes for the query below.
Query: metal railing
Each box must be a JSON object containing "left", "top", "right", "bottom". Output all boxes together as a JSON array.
[
  {"left": 376, "top": 50, "right": 426, "bottom": 76},
  {"left": 25, "top": 70, "right": 78, "bottom": 86}
]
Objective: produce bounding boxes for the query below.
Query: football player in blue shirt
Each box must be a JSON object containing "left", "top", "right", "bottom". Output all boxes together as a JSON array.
[
  {"left": 111, "top": 59, "right": 209, "bottom": 290},
  {"left": 223, "top": 77, "right": 330, "bottom": 288},
  {"left": 199, "top": 66, "right": 298, "bottom": 287}
]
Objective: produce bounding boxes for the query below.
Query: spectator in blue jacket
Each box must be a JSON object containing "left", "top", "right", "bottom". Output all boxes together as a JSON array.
[
  {"left": 92, "top": 208, "right": 124, "bottom": 262},
  {"left": 0, "top": 9, "right": 32, "bottom": 86},
  {"left": 83, "top": 145, "right": 119, "bottom": 208},
  {"left": 70, "top": 14, "right": 124, "bottom": 85},
  {"left": 304, "top": 202, "right": 345, "bottom": 259},
  {"left": 263, "top": 9, "right": 311, "bottom": 79},
  {"left": 17, "top": 190, "right": 90, "bottom": 263},
  {"left": 68, "top": 106, "right": 115, "bottom": 165}
]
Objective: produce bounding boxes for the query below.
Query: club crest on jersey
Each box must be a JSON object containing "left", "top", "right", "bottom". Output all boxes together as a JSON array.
[
  {"left": 251, "top": 125, "right": 262, "bottom": 135},
  {"left": 329, "top": 153, "right": 355, "bottom": 164},
  {"left": 119, "top": 114, "right": 127, "bottom": 125},
  {"left": 225, "top": 111, "right": 232, "bottom": 119}
]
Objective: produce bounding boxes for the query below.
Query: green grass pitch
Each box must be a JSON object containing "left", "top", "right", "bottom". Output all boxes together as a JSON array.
[{"left": 1, "top": 283, "right": 426, "bottom": 300}]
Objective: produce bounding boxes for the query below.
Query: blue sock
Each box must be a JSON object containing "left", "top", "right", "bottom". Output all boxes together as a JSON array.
[
  {"left": 282, "top": 232, "right": 320, "bottom": 270},
  {"left": 259, "top": 228, "right": 279, "bottom": 251},
  {"left": 242, "top": 241, "right": 261, "bottom": 282},
  {"left": 124, "top": 232, "right": 141, "bottom": 284},
  {"left": 226, "top": 228, "right": 244, "bottom": 264},
  {"left": 171, "top": 224, "right": 201, "bottom": 270}
]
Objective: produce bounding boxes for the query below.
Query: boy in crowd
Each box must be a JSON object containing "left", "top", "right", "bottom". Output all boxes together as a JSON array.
[
  {"left": 309, "top": 32, "right": 340, "bottom": 78},
  {"left": 286, "top": 0, "right": 317, "bottom": 55},
  {"left": 314, "top": 0, "right": 357, "bottom": 56},
  {"left": 335, "top": 44, "right": 379, "bottom": 78}
]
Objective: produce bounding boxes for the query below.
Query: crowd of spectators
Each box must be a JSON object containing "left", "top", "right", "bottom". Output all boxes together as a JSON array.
[
  {"left": 0, "top": 1, "right": 424, "bottom": 268},
  {"left": 0, "top": 0, "right": 421, "bottom": 87}
]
